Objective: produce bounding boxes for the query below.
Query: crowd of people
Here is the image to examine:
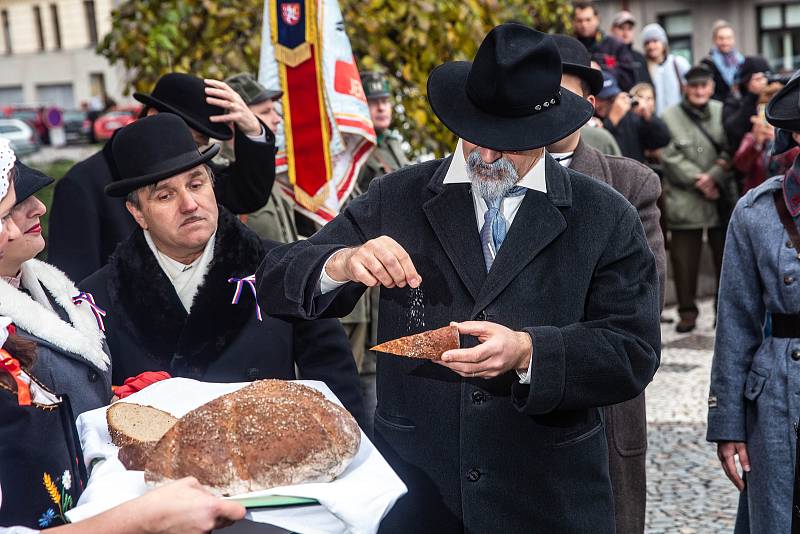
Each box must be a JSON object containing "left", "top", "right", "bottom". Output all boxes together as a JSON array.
[{"left": 1, "top": 1, "right": 800, "bottom": 533}]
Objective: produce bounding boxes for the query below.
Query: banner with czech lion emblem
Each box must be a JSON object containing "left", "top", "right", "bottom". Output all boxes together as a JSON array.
[{"left": 259, "top": 0, "right": 376, "bottom": 225}]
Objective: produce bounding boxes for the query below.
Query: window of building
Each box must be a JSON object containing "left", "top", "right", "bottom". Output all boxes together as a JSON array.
[
  {"left": 659, "top": 11, "right": 693, "bottom": 64},
  {"left": 759, "top": 3, "right": 800, "bottom": 72},
  {"left": 50, "top": 4, "right": 62, "bottom": 50},
  {"left": 33, "top": 6, "right": 45, "bottom": 51},
  {"left": 83, "top": 0, "right": 98, "bottom": 46},
  {"left": 1, "top": 10, "right": 11, "bottom": 55}
]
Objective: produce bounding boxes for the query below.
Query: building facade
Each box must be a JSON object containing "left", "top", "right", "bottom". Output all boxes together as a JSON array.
[
  {"left": 0, "top": 0, "right": 130, "bottom": 110},
  {"left": 595, "top": 0, "right": 800, "bottom": 73}
]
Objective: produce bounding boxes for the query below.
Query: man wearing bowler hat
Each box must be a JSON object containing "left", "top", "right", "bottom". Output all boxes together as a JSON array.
[
  {"left": 547, "top": 33, "right": 665, "bottom": 534},
  {"left": 79, "top": 113, "right": 364, "bottom": 425},
  {"left": 48, "top": 73, "right": 277, "bottom": 283},
  {"left": 257, "top": 24, "right": 660, "bottom": 532}
]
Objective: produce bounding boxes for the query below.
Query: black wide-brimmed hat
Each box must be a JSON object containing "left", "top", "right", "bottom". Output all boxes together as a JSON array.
[
  {"left": 134, "top": 73, "right": 233, "bottom": 141},
  {"left": 427, "top": 23, "right": 593, "bottom": 151},
  {"left": 551, "top": 34, "right": 604, "bottom": 96},
  {"left": 767, "top": 71, "right": 800, "bottom": 130},
  {"left": 13, "top": 162, "right": 54, "bottom": 204},
  {"left": 105, "top": 113, "right": 220, "bottom": 198}
]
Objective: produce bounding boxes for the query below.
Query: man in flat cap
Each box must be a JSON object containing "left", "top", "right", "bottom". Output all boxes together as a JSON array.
[
  {"left": 258, "top": 23, "right": 660, "bottom": 532},
  {"left": 547, "top": 33, "right": 665, "bottom": 534},
  {"left": 80, "top": 113, "right": 364, "bottom": 425},
  {"left": 49, "top": 73, "right": 277, "bottom": 283}
]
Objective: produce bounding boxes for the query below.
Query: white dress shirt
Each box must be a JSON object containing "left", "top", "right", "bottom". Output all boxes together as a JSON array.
[
  {"left": 320, "top": 139, "right": 548, "bottom": 383},
  {"left": 144, "top": 231, "right": 216, "bottom": 312}
]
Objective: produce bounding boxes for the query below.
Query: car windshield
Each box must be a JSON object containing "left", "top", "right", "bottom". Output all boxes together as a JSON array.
[
  {"left": 63, "top": 111, "right": 85, "bottom": 121},
  {"left": 0, "top": 125, "right": 22, "bottom": 134}
]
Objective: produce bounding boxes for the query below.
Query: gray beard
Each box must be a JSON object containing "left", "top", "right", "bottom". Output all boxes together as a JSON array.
[{"left": 466, "top": 150, "right": 520, "bottom": 202}]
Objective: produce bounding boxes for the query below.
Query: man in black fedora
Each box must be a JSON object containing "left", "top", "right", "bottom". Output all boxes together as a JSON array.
[
  {"left": 79, "top": 113, "right": 364, "bottom": 426},
  {"left": 48, "top": 73, "right": 276, "bottom": 283},
  {"left": 547, "top": 33, "right": 665, "bottom": 534},
  {"left": 257, "top": 23, "right": 660, "bottom": 532}
]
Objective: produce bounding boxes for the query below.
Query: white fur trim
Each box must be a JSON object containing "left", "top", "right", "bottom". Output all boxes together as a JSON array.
[{"left": 0, "top": 260, "right": 110, "bottom": 371}]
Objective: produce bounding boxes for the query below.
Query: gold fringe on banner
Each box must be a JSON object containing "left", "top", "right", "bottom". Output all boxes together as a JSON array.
[
  {"left": 274, "top": 42, "right": 312, "bottom": 68},
  {"left": 294, "top": 183, "right": 330, "bottom": 212}
]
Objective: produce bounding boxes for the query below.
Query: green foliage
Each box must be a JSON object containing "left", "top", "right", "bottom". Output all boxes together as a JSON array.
[{"left": 100, "top": 0, "right": 572, "bottom": 157}]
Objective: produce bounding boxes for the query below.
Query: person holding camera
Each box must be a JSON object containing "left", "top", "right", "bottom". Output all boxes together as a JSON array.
[
  {"left": 594, "top": 71, "right": 671, "bottom": 163},
  {"left": 723, "top": 55, "right": 771, "bottom": 153}
]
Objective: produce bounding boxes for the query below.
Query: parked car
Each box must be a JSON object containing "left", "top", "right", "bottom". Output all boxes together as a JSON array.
[
  {"left": 2, "top": 106, "right": 48, "bottom": 144},
  {"left": 93, "top": 105, "right": 140, "bottom": 141},
  {"left": 0, "top": 118, "right": 40, "bottom": 156},
  {"left": 63, "top": 109, "right": 92, "bottom": 144}
]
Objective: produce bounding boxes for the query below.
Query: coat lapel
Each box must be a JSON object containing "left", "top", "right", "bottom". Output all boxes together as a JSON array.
[
  {"left": 422, "top": 157, "right": 486, "bottom": 301},
  {"left": 473, "top": 155, "right": 571, "bottom": 314}
]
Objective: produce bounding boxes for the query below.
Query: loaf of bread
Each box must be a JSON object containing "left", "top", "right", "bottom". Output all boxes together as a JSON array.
[
  {"left": 371, "top": 325, "right": 460, "bottom": 360},
  {"left": 142, "top": 380, "right": 361, "bottom": 496}
]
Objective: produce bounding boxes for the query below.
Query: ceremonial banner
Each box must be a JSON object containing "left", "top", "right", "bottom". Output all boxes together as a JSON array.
[{"left": 259, "top": 0, "right": 376, "bottom": 225}]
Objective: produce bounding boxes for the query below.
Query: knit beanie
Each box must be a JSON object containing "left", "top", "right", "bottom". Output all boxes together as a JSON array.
[{"left": 640, "top": 23, "right": 668, "bottom": 46}]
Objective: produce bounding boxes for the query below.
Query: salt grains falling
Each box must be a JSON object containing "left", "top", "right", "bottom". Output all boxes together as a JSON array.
[{"left": 406, "top": 286, "right": 425, "bottom": 333}]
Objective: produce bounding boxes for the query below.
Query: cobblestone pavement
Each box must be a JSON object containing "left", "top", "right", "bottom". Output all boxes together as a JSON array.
[{"left": 646, "top": 298, "right": 738, "bottom": 533}]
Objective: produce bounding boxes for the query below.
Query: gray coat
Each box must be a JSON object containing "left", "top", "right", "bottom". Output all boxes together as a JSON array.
[
  {"left": 258, "top": 154, "right": 661, "bottom": 533},
  {"left": 571, "top": 139, "right": 666, "bottom": 534},
  {"left": 708, "top": 175, "right": 797, "bottom": 533},
  {"left": 0, "top": 259, "right": 112, "bottom": 418}
]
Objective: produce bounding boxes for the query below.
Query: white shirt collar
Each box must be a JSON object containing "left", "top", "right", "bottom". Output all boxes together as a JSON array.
[{"left": 442, "top": 139, "right": 548, "bottom": 193}]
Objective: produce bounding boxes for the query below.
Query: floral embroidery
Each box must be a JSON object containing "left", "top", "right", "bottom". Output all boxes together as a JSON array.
[{"left": 40, "top": 470, "right": 74, "bottom": 526}]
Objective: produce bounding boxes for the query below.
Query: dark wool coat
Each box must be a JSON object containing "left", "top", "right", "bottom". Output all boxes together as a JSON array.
[
  {"left": 571, "top": 139, "right": 666, "bottom": 534},
  {"left": 257, "top": 154, "right": 661, "bottom": 533},
  {"left": 48, "top": 123, "right": 276, "bottom": 283},
  {"left": 80, "top": 208, "right": 364, "bottom": 425}
]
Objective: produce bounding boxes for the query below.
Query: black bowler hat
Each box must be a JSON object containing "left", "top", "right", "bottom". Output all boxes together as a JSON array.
[
  {"left": 551, "top": 34, "right": 604, "bottom": 96},
  {"left": 134, "top": 73, "right": 233, "bottom": 141},
  {"left": 427, "top": 23, "right": 593, "bottom": 151},
  {"left": 13, "top": 162, "right": 54, "bottom": 204},
  {"left": 105, "top": 113, "right": 220, "bottom": 198},
  {"left": 767, "top": 70, "right": 800, "bottom": 131}
]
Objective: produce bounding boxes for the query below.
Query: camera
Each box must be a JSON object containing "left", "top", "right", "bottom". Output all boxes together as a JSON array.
[{"left": 630, "top": 96, "right": 639, "bottom": 108}]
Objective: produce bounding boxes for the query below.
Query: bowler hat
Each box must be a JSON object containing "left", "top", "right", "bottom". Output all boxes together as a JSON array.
[
  {"left": 551, "top": 34, "right": 604, "bottom": 96},
  {"left": 361, "top": 71, "right": 391, "bottom": 100},
  {"left": 105, "top": 113, "right": 220, "bottom": 198},
  {"left": 134, "top": 73, "right": 233, "bottom": 141},
  {"left": 427, "top": 23, "right": 593, "bottom": 151},
  {"left": 13, "top": 162, "right": 54, "bottom": 204},
  {"left": 225, "top": 73, "right": 282, "bottom": 106},
  {"left": 766, "top": 70, "right": 800, "bottom": 131}
]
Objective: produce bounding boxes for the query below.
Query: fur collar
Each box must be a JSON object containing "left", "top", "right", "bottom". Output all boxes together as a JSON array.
[
  {"left": 0, "top": 259, "right": 110, "bottom": 371},
  {"left": 107, "top": 207, "right": 265, "bottom": 371}
]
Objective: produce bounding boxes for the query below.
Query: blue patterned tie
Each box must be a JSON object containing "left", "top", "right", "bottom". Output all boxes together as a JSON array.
[{"left": 479, "top": 186, "right": 527, "bottom": 271}]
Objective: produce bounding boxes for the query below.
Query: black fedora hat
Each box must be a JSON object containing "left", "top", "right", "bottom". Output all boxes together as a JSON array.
[
  {"left": 766, "top": 71, "right": 800, "bottom": 130},
  {"left": 13, "top": 162, "right": 54, "bottom": 204},
  {"left": 134, "top": 73, "right": 233, "bottom": 141},
  {"left": 427, "top": 23, "right": 593, "bottom": 151},
  {"left": 550, "top": 34, "right": 604, "bottom": 96},
  {"left": 105, "top": 113, "right": 220, "bottom": 198}
]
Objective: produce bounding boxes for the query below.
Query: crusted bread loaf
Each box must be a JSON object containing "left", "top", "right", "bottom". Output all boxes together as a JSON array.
[
  {"left": 371, "top": 325, "right": 460, "bottom": 360},
  {"left": 107, "top": 402, "right": 178, "bottom": 448},
  {"left": 143, "top": 380, "right": 361, "bottom": 496}
]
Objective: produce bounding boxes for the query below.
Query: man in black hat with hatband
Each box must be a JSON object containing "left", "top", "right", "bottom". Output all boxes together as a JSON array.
[
  {"left": 547, "top": 33, "right": 665, "bottom": 534},
  {"left": 79, "top": 113, "right": 364, "bottom": 425},
  {"left": 48, "top": 73, "right": 277, "bottom": 283},
  {"left": 256, "top": 23, "right": 660, "bottom": 532}
]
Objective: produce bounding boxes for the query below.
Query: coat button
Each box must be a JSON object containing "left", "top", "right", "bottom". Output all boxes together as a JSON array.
[
  {"left": 87, "top": 370, "right": 98, "bottom": 383},
  {"left": 245, "top": 367, "right": 261, "bottom": 380},
  {"left": 477, "top": 311, "right": 487, "bottom": 320},
  {"left": 472, "top": 391, "right": 485, "bottom": 404},
  {"left": 786, "top": 276, "right": 795, "bottom": 286},
  {"left": 466, "top": 469, "right": 481, "bottom": 482},
  {"left": 792, "top": 350, "right": 800, "bottom": 361}
]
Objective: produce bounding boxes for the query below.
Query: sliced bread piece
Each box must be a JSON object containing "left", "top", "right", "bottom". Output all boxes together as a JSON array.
[
  {"left": 371, "top": 325, "right": 460, "bottom": 360},
  {"left": 107, "top": 402, "right": 178, "bottom": 448}
]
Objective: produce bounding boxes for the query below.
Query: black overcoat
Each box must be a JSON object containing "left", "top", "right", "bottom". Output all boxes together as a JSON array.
[
  {"left": 48, "top": 123, "right": 276, "bottom": 282},
  {"left": 80, "top": 208, "right": 364, "bottom": 425},
  {"left": 257, "top": 154, "right": 661, "bottom": 533}
]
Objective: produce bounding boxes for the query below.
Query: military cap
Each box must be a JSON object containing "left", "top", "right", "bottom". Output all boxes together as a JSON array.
[
  {"left": 360, "top": 71, "right": 391, "bottom": 100},
  {"left": 224, "top": 73, "right": 283, "bottom": 106}
]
